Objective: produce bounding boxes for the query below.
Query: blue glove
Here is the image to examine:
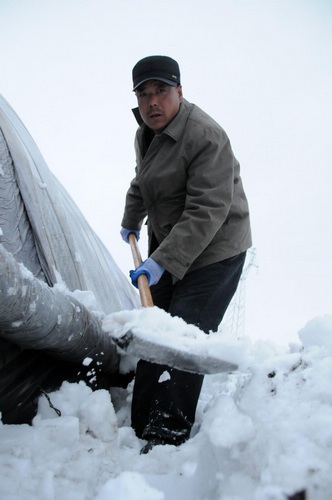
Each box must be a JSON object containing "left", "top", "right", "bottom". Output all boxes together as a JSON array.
[
  {"left": 130, "top": 258, "right": 165, "bottom": 288},
  {"left": 120, "top": 227, "right": 140, "bottom": 243}
]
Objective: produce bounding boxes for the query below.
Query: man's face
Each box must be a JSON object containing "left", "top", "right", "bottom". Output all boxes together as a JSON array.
[{"left": 136, "top": 81, "right": 183, "bottom": 134}]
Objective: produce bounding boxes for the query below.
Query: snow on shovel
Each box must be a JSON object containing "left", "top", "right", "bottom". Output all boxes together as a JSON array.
[{"left": 104, "top": 234, "right": 242, "bottom": 375}]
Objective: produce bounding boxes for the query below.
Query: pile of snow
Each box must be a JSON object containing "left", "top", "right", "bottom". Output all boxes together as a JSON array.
[{"left": 1, "top": 314, "right": 332, "bottom": 499}]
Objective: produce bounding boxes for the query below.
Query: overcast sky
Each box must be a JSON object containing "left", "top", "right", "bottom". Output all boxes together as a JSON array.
[{"left": 1, "top": 0, "right": 331, "bottom": 345}]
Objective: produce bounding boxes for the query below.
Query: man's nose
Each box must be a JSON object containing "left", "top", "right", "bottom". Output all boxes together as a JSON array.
[{"left": 147, "top": 93, "right": 159, "bottom": 106}]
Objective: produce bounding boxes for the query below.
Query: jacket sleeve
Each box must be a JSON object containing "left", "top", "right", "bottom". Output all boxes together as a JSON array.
[
  {"left": 151, "top": 126, "right": 236, "bottom": 279},
  {"left": 121, "top": 171, "right": 147, "bottom": 230}
]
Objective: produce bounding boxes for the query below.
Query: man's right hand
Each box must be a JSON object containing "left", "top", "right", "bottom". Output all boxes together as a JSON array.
[{"left": 120, "top": 228, "right": 140, "bottom": 243}]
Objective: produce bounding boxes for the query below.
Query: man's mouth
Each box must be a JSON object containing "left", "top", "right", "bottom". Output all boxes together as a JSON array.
[{"left": 149, "top": 112, "right": 163, "bottom": 119}]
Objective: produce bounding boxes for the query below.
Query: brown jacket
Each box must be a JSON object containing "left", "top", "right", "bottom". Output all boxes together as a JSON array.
[{"left": 121, "top": 98, "right": 252, "bottom": 280}]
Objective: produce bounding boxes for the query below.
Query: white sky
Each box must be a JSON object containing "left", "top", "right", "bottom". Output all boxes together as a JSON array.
[{"left": 1, "top": 0, "right": 331, "bottom": 345}]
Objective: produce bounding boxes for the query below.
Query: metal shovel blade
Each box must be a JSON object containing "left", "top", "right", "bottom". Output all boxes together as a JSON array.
[{"left": 112, "top": 329, "right": 238, "bottom": 375}]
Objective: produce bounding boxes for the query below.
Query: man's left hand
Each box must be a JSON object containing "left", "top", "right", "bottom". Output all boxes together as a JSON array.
[{"left": 130, "top": 258, "right": 165, "bottom": 288}]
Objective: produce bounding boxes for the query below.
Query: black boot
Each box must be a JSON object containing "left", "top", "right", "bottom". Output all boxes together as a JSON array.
[{"left": 140, "top": 437, "right": 170, "bottom": 455}]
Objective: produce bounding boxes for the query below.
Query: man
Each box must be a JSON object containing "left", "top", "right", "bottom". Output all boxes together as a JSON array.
[{"left": 121, "top": 55, "right": 252, "bottom": 453}]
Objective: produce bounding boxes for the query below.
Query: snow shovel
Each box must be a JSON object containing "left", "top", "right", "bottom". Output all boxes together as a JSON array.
[
  {"left": 110, "top": 234, "right": 239, "bottom": 375},
  {"left": 129, "top": 233, "right": 154, "bottom": 308}
]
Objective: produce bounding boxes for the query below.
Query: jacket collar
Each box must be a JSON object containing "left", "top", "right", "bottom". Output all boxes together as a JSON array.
[
  {"left": 132, "top": 107, "right": 143, "bottom": 126},
  {"left": 132, "top": 98, "right": 192, "bottom": 142}
]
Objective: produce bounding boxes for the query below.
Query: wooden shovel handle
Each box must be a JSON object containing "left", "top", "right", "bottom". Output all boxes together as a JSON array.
[{"left": 129, "top": 233, "right": 154, "bottom": 308}]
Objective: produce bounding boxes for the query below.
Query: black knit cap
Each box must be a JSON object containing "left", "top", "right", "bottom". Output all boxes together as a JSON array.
[{"left": 132, "top": 55, "right": 181, "bottom": 91}]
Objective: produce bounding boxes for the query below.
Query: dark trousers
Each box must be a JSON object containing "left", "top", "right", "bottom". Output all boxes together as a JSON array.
[{"left": 131, "top": 252, "right": 246, "bottom": 443}]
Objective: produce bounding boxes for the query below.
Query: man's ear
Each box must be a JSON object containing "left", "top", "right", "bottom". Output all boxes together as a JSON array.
[{"left": 177, "top": 85, "right": 183, "bottom": 102}]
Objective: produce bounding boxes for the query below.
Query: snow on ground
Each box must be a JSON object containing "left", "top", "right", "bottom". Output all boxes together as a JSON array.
[{"left": 1, "top": 313, "right": 332, "bottom": 500}]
